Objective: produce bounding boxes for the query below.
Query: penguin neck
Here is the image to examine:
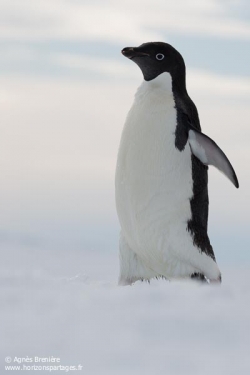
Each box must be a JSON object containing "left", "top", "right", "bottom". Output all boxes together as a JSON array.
[
  {"left": 141, "top": 70, "right": 187, "bottom": 97},
  {"left": 142, "top": 72, "right": 173, "bottom": 95},
  {"left": 172, "top": 66, "right": 187, "bottom": 96}
]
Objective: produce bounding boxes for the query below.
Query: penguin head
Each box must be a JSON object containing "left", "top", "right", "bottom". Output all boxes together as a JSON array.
[{"left": 122, "top": 42, "right": 185, "bottom": 82}]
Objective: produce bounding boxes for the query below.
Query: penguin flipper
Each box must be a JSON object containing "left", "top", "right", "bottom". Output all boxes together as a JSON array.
[{"left": 188, "top": 128, "right": 239, "bottom": 188}]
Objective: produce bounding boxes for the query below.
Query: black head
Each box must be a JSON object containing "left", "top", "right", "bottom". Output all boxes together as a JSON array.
[{"left": 122, "top": 42, "right": 186, "bottom": 84}]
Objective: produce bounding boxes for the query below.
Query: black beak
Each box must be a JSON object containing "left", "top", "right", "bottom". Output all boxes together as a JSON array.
[{"left": 121, "top": 47, "right": 149, "bottom": 59}]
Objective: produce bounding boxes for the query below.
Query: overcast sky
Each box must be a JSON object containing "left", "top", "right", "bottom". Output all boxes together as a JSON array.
[{"left": 0, "top": 0, "right": 249, "bottom": 265}]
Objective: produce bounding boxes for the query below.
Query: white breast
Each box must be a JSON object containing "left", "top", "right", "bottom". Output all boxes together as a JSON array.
[{"left": 115, "top": 73, "right": 194, "bottom": 274}]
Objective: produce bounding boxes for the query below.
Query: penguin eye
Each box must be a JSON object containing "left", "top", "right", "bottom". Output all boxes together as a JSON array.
[{"left": 156, "top": 53, "right": 165, "bottom": 61}]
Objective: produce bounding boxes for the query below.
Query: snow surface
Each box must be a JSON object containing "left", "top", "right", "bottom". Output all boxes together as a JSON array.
[{"left": 1, "top": 245, "right": 250, "bottom": 375}]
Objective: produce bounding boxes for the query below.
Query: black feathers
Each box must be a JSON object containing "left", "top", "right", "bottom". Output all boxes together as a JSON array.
[{"left": 172, "top": 83, "right": 216, "bottom": 261}]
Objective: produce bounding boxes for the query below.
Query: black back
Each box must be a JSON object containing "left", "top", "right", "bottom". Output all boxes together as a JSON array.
[
  {"left": 188, "top": 156, "right": 215, "bottom": 260},
  {"left": 173, "top": 88, "right": 216, "bottom": 261}
]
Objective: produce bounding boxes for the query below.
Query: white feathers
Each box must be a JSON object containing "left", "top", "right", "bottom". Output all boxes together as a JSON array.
[
  {"left": 115, "top": 73, "right": 221, "bottom": 283},
  {"left": 189, "top": 130, "right": 208, "bottom": 163},
  {"left": 118, "top": 233, "right": 158, "bottom": 285}
]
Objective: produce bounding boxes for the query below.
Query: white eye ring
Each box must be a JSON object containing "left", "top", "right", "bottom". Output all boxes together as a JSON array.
[{"left": 156, "top": 53, "right": 165, "bottom": 61}]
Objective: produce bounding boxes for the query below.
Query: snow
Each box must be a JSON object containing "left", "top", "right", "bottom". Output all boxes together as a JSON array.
[{"left": 1, "top": 245, "right": 250, "bottom": 375}]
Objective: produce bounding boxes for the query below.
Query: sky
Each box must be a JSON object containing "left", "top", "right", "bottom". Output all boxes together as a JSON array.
[{"left": 0, "top": 0, "right": 250, "bottom": 267}]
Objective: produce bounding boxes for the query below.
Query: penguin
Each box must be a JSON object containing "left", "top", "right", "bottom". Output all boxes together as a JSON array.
[{"left": 115, "top": 42, "right": 239, "bottom": 285}]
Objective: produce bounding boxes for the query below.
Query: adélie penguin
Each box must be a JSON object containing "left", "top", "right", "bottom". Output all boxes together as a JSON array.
[{"left": 115, "top": 42, "right": 239, "bottom": 285}]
